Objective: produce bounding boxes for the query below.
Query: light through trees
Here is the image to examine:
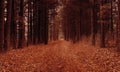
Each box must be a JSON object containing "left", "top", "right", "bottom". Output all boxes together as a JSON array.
[{"left": 0, "top": 0, "right": 119, "bottom": 51}]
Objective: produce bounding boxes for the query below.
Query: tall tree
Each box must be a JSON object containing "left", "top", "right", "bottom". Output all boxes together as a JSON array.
[
  {"left": 33, "top": 0, "right": 38, "bottom": 44},
  {"left": 18, "top": 0, "right": 25, "bottom": 48},
  {"left": 0, "top": 0, "right": 5, "bottom": 51},
  {"left": 117, "top": 0, "right": 120, "bottom": 50},
  {"left": 27, "top": 0, "right": 33, "bottom": 45},
  {"left": 92, "top": 0, "right": 99, "bottom": 45},
  {"left": 4, "top": 0, "right": 12, "bottom": 50},
  {"left": 11, "top": 0, "right": 18, "bottom": 48},
  {"left": 44, "top": 1, "right": 48, "bottom": 44}
]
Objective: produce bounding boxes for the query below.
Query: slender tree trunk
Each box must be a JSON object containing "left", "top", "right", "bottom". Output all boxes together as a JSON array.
[
  {"left": 44, "top": 4, "right": 48, "bottom": 44},
  {"left": 18, "top": 0, "right": 25, "bottom": 48},
  {"left": 117, "top": 0, "right": 120, "bottom": 50},
  {"left": 100, "top": 1, "right": 105, "bottom": 48},
  {"left": 29, "top": 2, "right": 33, "bottom": 44},
  {"left": 92, "top": 0, "right": 98, "bottom": 45},
  {"left": 27, "top": 0, "right": 30, "bottom": 46},
  {"left": 4, "top": 0, "right": 12, "bottom": 50},
  {"left": 33, "top": 0, "right": 38, "bottom": 44},
  {"left": 0, "top": 0, "right": 5, "bottom": 51},
  {"left": 11, "top": 0, "right": 17, "bottom": 49},
  {"left": 110, "top": 1, "right": 113, "bottom": 32},
  {"left": 100, "top": 23, "right": 105, "bottom": 48}
]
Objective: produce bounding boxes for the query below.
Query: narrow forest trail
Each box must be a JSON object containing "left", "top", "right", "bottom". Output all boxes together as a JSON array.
[{"left": 0, "top": 40, "right": 120, "bottom": 72}]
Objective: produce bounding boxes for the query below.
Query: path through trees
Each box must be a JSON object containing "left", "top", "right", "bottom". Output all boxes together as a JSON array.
[{"left": 0, "top": 40, "right": 119, "bottom": 72}]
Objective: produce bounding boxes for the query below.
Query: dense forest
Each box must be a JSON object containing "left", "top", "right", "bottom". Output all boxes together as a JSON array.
[
  {"left": 0, "top": 0, "right": 120, "bottom": 50},
  {"left": 0, "top": 0, "right": 120, "bottom": 71}
]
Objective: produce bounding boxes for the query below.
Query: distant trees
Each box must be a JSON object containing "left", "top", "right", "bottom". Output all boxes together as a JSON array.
[
  {"left": 0, "top": 0, "right": 119, "bottom": 52},
  {"left": 22, "top": 0, "right": 50, "bottom": 45},
  {"left": 63, "top": 0, "right": 92, "bottom": 42},
  {"left": 99, "top": 0, "right": 115, "bottom": 48},
  {"left": 62, "top": 0, "right": 118, "bottom": 48},
  {"left": 31, "top": 0, "right": 49, "bottom": 44}
]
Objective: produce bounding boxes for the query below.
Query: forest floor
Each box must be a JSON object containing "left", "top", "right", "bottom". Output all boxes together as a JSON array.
[{"left": 0, "top": 39, "right": 120, "bottom": 72}]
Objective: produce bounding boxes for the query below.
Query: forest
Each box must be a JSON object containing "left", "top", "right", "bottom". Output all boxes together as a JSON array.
[{"left": 0, "top": 0, "right": 120, "bottom": 71}]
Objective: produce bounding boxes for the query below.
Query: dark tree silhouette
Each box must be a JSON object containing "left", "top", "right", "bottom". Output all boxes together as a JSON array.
[
  {"left": 18, "top": 0, "right": 25, "bottom": 48},
  {"left": 117, "top": 0, "right": 120, "bottom": 50},
  {"left": 11, "top": 0, "right": 18, "bottom": 49},
  {"left": 4, "top": 0, "right": 12, "bottom": 50},
  {"left": 0, "top": 0, "right": 5, "bottom": 50}
]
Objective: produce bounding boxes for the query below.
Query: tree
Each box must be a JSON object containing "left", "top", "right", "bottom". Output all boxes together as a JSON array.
[
  {"left": 0, "top": 0, "right": 5, "bottom": 51},
  {"left": 18, "top": 0, "right": 25, "bottom": 48},
  {"left": 27, "top": 0, "right": 33, "bottom": 45},
  {"left": 44, "top": 0, "right": 48, "bottom": 44},
  {"left": 92, "top": 0, "right": 99, "bottom": 45},
  {"left": 117, "top": 0, "right": 120, "bottom": 50},
  {"left": 11, "top": 0, "right": 17, "bottom": 49},
  {"left": 4, "top": 0, "right": 12, "bottom": 50}
]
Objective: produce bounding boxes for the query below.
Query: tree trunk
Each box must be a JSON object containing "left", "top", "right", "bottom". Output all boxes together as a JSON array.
[
  {"left": 18, "top": 0, "right": 25, "bottom": 48},
  {"left": 4, "top": 0, "right": 12, "bottom": 50},
  {"left": 92, "top": 0, "right": 98, "bottom": 45},
  {"left": 44, "top": 4, "right": 48, "bottom": 44},
  {"left": 100, "top": 23, "right": 105, "bottom": 48},
  {"left": 117, "top": 0, "right": 120, "bottom": 50},
  {"left": 11, "top": 0, "right": 18, "bottom": 49},
  {"left": 0, "top": 0, "right": 5, "bottom": 51}
]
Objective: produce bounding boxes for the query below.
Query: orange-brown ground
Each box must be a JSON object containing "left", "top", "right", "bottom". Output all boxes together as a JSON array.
[{"left": 0, "top": 40, "right": 120, "bottom": 72}]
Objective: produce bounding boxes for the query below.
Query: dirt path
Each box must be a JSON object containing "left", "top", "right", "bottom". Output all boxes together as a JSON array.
[{"left": 0, "top": 40, "right": 120, "bottom": 72}]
